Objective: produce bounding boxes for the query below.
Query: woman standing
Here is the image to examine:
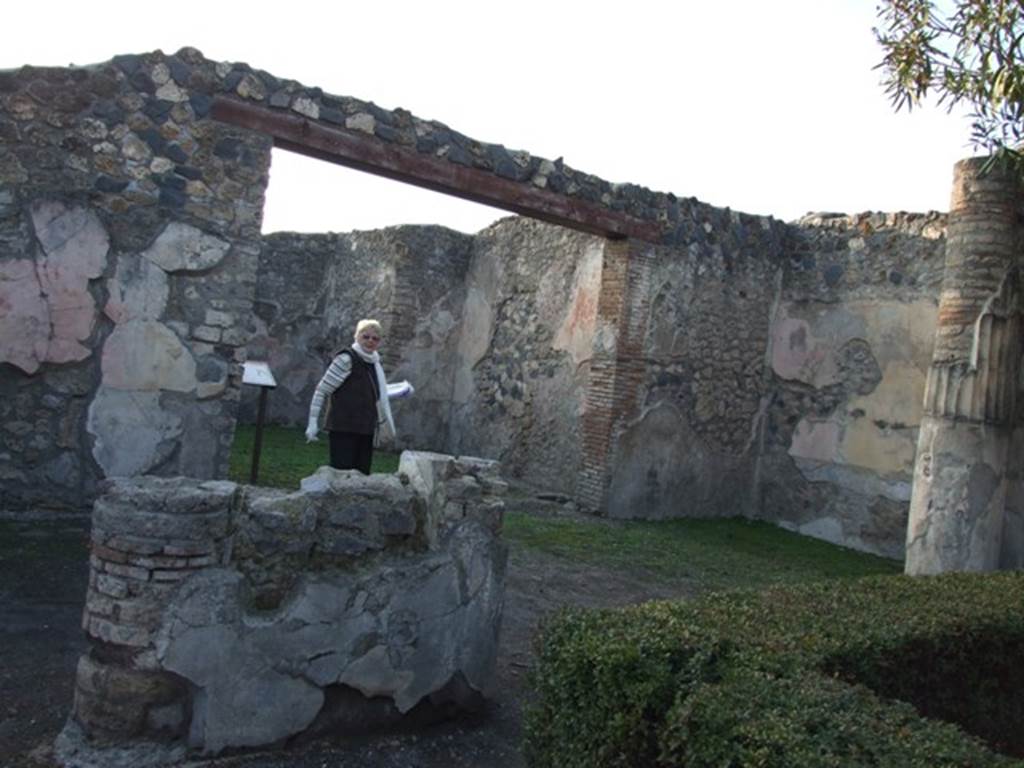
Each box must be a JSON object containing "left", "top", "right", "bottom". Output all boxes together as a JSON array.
[{"left": 304, "top": 319, "right": 396, "bottom": 474}]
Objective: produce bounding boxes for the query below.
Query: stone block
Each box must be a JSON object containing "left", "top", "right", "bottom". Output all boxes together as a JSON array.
[
  {"left": 142, "top": 220, "right": 229, "bottom": 273},
  {"left": 104, "top": 254, "right": 169, "bottom": 323},
  {"left": 454, "top": 455, "right": 501, "bottom": 480},
  {"left": 467, "top": 499, "right": 505, "bottom": 534},
  {"left": 87, "top": 616, "right": 152, "bottom": 647},
  {"left": 444, "top": 476, "right": 483, "bottom": 501},
  {"left": 87, "top": 388, "right": 184, "bottom": 477},
  {"left": 131, "top": 554, "right": 192, "bottom": 569},
  {"left": 100, "top": 320, "right": 197, "bottom": 392},
  {"left": 193, "top": 324, "right": 222, "bottom": 343},
  {"left": 95, "top": 573, "right": 130, "bottom": 599},
  {"left": 73, "top": 655, "right": 186, "bottom": 738},
  {"left": 380, "top": 505, "right": 418, "bottom": 536},
  {"left": 113, "top": 596, "right": 165, "bottom": 626},
  {"left": 91, "top": 542, "right": 130, "bottom": 564},
  {"left": 102, "top": 562, "right": 152, "bottom": 581},
  {"left": 92, "top": 477, "right": 236, "bottom": 541},
  {"left": 398, "top": 451, "right": 457, "bottom": 500},
  {"left": 324, "top": 534, "right": 376, "bottom": 556},
  {"left": 85, "top": 589, "right": 117, "bottom": 617},
  {"left": 326, "top": 503, "right": 382, "bottom": 528},
  {"left": 163, "top": 539, "right": 215, "bottom": 557},
  {"left": 105, "top": 534, "right": 166, "bottom": 556}
]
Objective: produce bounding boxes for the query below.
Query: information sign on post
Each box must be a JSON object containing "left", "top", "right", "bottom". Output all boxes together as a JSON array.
[{"left": 242, "top": 361, "right": 277, "bottom": 485}]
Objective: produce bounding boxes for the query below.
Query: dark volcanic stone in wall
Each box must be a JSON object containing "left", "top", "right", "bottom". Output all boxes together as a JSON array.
[
  {"left": 0, "top": 50, "right": 272, "bottom": 510},
  {"left": 784, "top": 212, "right": 946, "bottom": 302},
  {"left": 606, "top": 207, "right": 791, "bottom": 519},
  {"left": 166, "top": 52, "right": 788, "bottom": 247}
]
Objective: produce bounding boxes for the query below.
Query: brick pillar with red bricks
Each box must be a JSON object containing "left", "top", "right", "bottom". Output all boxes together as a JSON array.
[
  {"left": 72, "top": 477, "right": 238, "bottom": 741},
  {"left": 576, "top": 237, "right": 655, "bottom": 513}
]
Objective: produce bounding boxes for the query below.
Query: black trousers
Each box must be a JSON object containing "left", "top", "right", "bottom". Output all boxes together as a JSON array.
[{"left": 328, "top": 431, "right": 374, "bottom": 475}]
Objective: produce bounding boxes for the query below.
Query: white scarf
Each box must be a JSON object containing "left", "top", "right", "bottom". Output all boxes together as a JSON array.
[{"left": 352, "top": 342, "right": 396, "bottom": 439}]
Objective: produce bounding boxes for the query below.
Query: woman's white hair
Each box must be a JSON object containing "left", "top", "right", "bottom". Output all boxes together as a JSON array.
[{"left": 354, "top": 319, "right": 383, "bottom": 340}]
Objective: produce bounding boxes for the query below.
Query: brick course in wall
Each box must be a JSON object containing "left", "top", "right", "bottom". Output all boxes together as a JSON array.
[{"left": 576, "top": 239, "right": 654, "bottom": 511}]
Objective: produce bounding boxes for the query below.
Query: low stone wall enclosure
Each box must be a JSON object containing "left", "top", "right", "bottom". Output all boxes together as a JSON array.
[
  {"left": 3, "top": 45, "right": 1024, "bottom": 570},
  {"left": 58, "top": 451, "right": 507, "bottom": 763}
]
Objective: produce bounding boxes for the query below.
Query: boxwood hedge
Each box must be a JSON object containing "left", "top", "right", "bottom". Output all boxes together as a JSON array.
[{"left": 523, "top": 572, "right": 1024, "bottom": 767}]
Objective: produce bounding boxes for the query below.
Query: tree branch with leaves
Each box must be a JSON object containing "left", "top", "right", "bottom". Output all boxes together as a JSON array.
[{"left": 875, "top": 0, "right": 1024, "bottom": 169}]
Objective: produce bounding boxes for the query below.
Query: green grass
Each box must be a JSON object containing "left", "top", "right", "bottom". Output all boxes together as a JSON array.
[
  {"left": 503, "top": 514, "right": 901, "bottom": 592},
  {"left": 228, "top": 424, "right": 900, "bottom": 590},
  {"left": 229, "top": 424, "right": 400, "bottom": 489}
]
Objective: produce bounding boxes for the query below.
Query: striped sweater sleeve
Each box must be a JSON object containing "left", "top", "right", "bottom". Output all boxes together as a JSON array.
[{"left": 307, "top": 354, "right": 352, "bottom": 429}]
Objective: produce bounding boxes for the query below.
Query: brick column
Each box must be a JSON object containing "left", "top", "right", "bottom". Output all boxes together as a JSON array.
[
  {"left": 576, "top": 238, "right": 654, "bottom": 513},
  {"left": 905, "top": 158, "right": 1024, "bottom": 574},
  {"left": 72, "top": 478, "right": 237, "bottom": 740}
]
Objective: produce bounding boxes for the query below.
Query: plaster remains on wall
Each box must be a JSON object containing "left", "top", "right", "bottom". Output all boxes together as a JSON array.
[
  {"left": 6, "top": 47, "right": 1014, "bottom": 567},
  {"left": 0, "top": 202, "right": 108, "bottom": 373}
]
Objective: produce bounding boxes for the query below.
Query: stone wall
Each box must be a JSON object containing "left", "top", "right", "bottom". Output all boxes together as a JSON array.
[
  {"left": 1, "top": 45, "right": 731, "bottom": 513},
  {"left": 247, "top": 207, "right": 944, "bottom": 559},
  {"left": 0, "top": 50, "right": 272, "bottom": 509},
  {"left": 60, "top": 451, "right": 507, "bottom": 761},
  {"left": 602, "top": 212, "right": 791, "bottom": 519},
  {"left": 243, "top": 218, "right": 601, "bottom": 496},
  {"left": 759, "top": 212, "right": 947, "bottom": 558},
  {"left": 241, "top": 212, "right": 947, "bottom": 557},
  {"left": 239, "top": 225, "right": 475, "bottom": 447},
  {"left": 445, "top": 218, "right": 602, "bottom": 492},
  {"left": 0, "top": 46, "right": 984, "bottom": 562}
]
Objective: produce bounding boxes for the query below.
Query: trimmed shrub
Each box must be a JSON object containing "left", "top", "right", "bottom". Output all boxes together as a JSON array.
[
  {"left": 665, "top": 670, "right": 1014, "bottom": 767},
  {"left": 523, "top": 572, "right": 1024, "bottom": 767}
]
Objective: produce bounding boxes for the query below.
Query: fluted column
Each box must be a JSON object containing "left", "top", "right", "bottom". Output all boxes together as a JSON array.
[{"left": 905, "top": 158, "right": 1024, "bottom": 574}]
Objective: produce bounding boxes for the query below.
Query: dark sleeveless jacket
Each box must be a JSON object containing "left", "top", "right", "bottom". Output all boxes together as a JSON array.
[{"left": 326, "top": 348, "right": 379, "bottom": 435}]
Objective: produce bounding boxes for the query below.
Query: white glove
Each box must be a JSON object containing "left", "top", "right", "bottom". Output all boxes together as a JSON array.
[{"left": 304, "top": 420, "right": 319, "bottom": 443}]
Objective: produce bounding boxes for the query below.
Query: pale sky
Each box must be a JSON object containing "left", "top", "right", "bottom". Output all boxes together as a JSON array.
[{"left": 4, "top": 1, "right": 977, "bottom": 234}]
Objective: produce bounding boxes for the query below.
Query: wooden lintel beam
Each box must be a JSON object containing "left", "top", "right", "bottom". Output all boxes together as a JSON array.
[{"left": 211, "top": 96, "right": 663, "bottom": 242}]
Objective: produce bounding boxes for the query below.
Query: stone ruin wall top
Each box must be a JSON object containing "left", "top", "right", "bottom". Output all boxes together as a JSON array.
[{"left": 33, "top": 45, "right": 784, "bottom": 247}]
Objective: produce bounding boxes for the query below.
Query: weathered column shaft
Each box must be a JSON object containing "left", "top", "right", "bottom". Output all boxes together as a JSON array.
[{"left": 906, "top": 158, "right": 1024, "bottom": 574}]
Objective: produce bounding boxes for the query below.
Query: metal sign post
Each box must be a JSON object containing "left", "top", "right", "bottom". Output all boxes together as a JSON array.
[{"left": 241, "top": 361, "right": 277, "bottom": 485}]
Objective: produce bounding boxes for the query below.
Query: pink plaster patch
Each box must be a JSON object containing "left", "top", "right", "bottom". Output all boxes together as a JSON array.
[
  {"left": 553, "top": 246, "right": 601, "bottom": 364},
  {"left": 0, "top": 202, "right": 109, "bottom": 374},
  {"left": 0, "top": 259, "right": 51, "bottom": 374},
  {"left": 101, "top": 321, "right": 196, "bottom": 392},
  {"left": 770, "top": 309, "right": 834, "bottom": 385},
  {"left": 771, "top": 314, "right": 811, "bottom": 380},
  {"left": 103, "top": 255, "right": 169, "bottom": 324}
]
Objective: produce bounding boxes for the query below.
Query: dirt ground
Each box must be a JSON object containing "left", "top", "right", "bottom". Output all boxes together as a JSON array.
[{"left": 0, "top": 499, "right": 696, "bottom": 768}]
